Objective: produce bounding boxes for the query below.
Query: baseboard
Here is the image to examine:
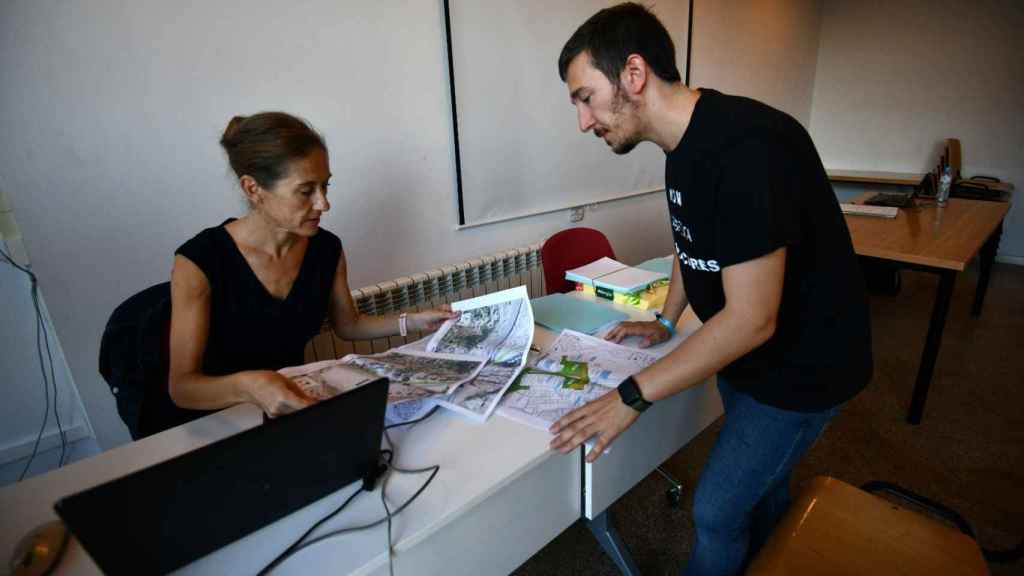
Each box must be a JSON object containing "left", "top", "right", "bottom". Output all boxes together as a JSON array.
[
  {"left": 0, "top": 423, "right": 92, "bottom": 466},
  {"left": 995, "top": 255, "right": 1024, "bottom": 266}
]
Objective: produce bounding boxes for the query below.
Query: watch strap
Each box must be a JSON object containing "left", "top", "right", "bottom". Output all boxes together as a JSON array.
[{"left": 617, "top": 376, "right": 652, "bottom": 413}]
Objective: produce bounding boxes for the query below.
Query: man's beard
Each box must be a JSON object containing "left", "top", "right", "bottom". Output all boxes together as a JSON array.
[{"left": 609, "top": 88, "right": 640, "bottom": 155}]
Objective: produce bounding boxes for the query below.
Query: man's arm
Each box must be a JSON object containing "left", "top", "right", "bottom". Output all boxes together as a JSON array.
[
  {"left": 632, "top": 245, "right": 785, "bottom": 401},
  {"left": 660, "top": 253, "right": 689, "bottom": 324},
  {"left": 550, "top": 246, "right": 786, "bottom": 461}
]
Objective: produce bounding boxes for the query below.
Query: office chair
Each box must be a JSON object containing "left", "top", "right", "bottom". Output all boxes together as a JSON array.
[
  {"left": 99, "top": 283, "right": 205, "bottom": 439},
  {"left": 749, "top": 476, "right": 1020, "bottom": 575},
  {"left": 541, "top": 227, "right": 685, "bottom": 506},
  {"left": 540, "top": 227, "right": 618, "bottom": 295}
]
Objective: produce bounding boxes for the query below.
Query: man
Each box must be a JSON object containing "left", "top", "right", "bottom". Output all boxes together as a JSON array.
[{"left": 549, "top": 4, "right": 872, "bottom": 574}]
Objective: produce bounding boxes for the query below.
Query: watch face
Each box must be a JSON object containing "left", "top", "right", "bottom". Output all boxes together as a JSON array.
[{"left": 618, "top": 377, "right": 648, "bottom": 411}]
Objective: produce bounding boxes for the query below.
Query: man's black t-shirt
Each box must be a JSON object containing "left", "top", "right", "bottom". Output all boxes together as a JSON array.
[{"left": 665, "top": 89, "right": 872, "bottom": 412}]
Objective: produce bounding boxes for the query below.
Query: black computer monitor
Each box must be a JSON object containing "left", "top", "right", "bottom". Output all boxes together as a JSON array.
[{"left": 55, "top": 378, "right": 389, "bottom": 575}]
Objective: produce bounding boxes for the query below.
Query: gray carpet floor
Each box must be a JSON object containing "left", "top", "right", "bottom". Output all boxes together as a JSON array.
[{"left": 513, "top": 262, "right": 1023, "bottom": 576}]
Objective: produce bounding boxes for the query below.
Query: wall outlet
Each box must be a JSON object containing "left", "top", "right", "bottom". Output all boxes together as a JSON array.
[{"left": 569, "top": 206, "right": 585, "bottom": 222}]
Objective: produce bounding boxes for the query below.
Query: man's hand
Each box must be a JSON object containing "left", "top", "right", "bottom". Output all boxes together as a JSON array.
[
  {"left": 549, "top": 389, "right": 640, "bottom": 462},
  {"left": 605, "top": 320, "right": 671, "bottom": 348}
]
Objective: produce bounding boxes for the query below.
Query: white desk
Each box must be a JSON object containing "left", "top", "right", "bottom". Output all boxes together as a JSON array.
[
  {"left": 0, "top": 404, "right": 579, "bottom": 576},
  {"left": 532, "top": 293, "right": 722, "bottom": 574},
  {"left": 0, "top": 295, "right": 720, "bottom": 576}
]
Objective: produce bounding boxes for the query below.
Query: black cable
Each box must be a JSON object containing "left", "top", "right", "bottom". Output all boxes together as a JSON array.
[
  {"left": 22, "top": 301, "right": 49, "bottom": 481},
  {"left": 257, "top": 485, "right": 367, "bottom": 576},
  {"left": 381, "top": 466, "right": 395, "bottom": 576},
  {"left": 290, "top": 432, "right": 439, "bottom": 573},
  {"left": 287, "top": 464, "right": 439, "bottom": 553},
  {"left": 37, "top": 284, "right": 65, "bottom": 466},
  {"left": 262, "top": 428, "right": 441, "bottom": 574},
  {"left": 2, "top": 245, "right": 66, "bottom": 480}
]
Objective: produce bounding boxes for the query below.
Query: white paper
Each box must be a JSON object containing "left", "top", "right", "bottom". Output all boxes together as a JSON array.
[
  {"left": 563, "top": 256, "right": 627, "bottom": 285},
  {"left": 593, "top": 266, "right": 667, "bottom": 293},
  {"left": 535, "top": 330, "right": 662, "bottom": 387},
  {"left": 497, "top": 351, "right": 612, "bottom": 432},
  {"left": 340, "top": 349, "right": 487, "bottom": 400},
  {"left": 425, "top": 286, "right": 534, "bottom": 421},
  {"left": 280, "top": 359, "right": 378, "bottom": 400}
]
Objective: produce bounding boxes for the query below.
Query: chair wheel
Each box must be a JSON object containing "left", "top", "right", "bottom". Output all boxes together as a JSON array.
[{"left": 666, "top": 487, "right": 682, "bottom": 508}]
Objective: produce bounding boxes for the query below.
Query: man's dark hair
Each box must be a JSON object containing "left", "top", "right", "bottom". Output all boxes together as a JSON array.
[{"left": 558, "top": 3, "right": 681, "bottom": 86}]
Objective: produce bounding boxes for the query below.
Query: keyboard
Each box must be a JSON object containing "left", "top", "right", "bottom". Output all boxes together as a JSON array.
[
  {"left": 840, "top": 203, "right": 899, "bottom": 218},
  {"left": 864, "top": 192, "right": 913, "bottom": 207}
]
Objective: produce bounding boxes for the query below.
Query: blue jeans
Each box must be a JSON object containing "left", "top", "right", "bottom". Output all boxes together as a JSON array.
[{"left": 683, "top": 378, "right": 842, "bottom": 576}]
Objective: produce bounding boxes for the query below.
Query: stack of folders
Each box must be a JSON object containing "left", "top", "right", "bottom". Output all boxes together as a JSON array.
[{"left": 566, "top": 257, "right": 670, "bottom": 310}]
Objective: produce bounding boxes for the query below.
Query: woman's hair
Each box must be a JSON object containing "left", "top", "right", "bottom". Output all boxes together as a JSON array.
[{"left": 219, "top": 112, "right": 326, "bottom": 188}]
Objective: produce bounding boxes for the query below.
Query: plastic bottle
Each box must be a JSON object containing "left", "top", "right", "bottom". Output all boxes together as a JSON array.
[{"left": 937, "top": 164, "right": 953, "bottom": 206}]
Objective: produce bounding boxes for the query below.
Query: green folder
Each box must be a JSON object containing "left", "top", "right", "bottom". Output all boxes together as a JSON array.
[
  {"left": 531, "top": 293, "right": 629, "bottom": 335},
  {"left": 635, "top": 256, "right": 673, "bottom": 277}
]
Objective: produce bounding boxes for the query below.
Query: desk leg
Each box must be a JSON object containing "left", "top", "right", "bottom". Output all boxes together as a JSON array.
[
  {"left": 587, "top": 510, "right": 640, "bottom": 576},
  {"left": 971, "top": 221, "right": 1002, "bottom": 317},
  {"left": 908, "top": 270, "right": 956, "bottom": 425}
]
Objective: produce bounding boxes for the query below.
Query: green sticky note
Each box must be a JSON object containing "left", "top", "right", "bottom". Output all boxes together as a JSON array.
[{"left": 560, "top": 358, "right": 589, "bottom": 390}]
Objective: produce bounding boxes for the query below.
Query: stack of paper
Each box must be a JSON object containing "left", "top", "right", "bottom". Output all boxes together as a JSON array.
[
  {"left": 593, "top": 267, "right": 666, "bottom": 293},
  {"left": 565, "top": 256, "right": 669, "bottom": 303},
  {"left": 578, "top": 281, "right": 668, "bottom": 310},
  {"left": 564, "top": 257, "right": 628, "bottom": 286}
]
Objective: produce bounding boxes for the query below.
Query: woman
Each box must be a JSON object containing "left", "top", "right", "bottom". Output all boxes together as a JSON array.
[{"left": 168, "top": 112, "right": 454, "bottom": 419}]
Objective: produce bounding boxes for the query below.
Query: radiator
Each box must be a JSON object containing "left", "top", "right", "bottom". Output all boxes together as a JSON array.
[{"left": 305, "top": 242, "right": 545, "bottom": 362}]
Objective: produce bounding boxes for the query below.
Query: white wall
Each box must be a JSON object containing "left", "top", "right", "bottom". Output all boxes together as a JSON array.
[
  {"left": 809, "top": 0, "right": 1024, "bottom": 261},
  {"left": 690, "top": 0, "right": 823, "bottom": 126},
  {"left": 0, "top": 1, "right": 822, "bottom": 451},
  {"left": 1, "top": 232, "right": 99, "bottom": 484}
]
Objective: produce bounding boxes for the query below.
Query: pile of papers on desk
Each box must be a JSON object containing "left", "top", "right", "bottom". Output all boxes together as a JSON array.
[
  {"left": 497, "top": 329, "right": 667, "bottom": 431},
  {"left": 566, "top": 257, "right": 669, "bottom": 309},
  {"left": 280, "top": 286, "right": 534, "bottom": 426}
]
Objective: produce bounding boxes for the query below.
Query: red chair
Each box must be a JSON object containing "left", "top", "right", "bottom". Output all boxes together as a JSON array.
[
  {"left": 539, "top": 226, "right": 686, "bottom": 506},
  {"left": 541, "top": 227, "right": 617, "bottom": 295}
]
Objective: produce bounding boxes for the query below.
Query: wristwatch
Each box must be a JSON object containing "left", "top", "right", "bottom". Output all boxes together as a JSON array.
[{"left": 617, "top": 376, "right": 652, "bottom": 413}]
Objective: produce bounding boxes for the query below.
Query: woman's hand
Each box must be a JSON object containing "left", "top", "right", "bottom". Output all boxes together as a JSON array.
[
  {"left": 408, "top": 305, "right": 461, "bottom": 332},
  {"left": 242, "top": 371, "right": 316, "bottom": 418},
  {"left": 605, "top": 320, "right": 671, "bottom": 348}
]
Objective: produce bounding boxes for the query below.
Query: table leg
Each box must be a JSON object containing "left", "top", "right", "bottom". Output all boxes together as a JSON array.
[
  {"left": 971, "top": 221, "right": 1002, "bottom": 317},
  {"left": 908, "top": 270, "right": 956, "bottom": 425},
  {"left": 587, "top": 509, "right": 640, "bottom": 576}
]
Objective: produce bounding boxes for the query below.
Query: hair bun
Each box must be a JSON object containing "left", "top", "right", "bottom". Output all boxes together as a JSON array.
[{"left": 221, "top": 115, "right": 248, "bottom": 145}]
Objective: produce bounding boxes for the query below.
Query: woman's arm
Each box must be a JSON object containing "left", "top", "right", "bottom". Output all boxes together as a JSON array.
[
  {"left": 167, "top": 255, "right": 313, "bottom": 417},
  {"left": 327, "top": 250, "right": 456, "bottom": 340}
]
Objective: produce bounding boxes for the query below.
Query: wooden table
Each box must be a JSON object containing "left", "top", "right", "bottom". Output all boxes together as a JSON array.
[
  {"left": 844, "top": 195, "right": 1010, "bottom": 424},
  {"left": 827, "top": 169, "right": 927, "bottom": 187}
]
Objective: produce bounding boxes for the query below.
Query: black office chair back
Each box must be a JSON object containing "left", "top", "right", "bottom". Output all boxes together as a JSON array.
[{"left": 99, "top": 282, "right": 205, "bottom": 439}]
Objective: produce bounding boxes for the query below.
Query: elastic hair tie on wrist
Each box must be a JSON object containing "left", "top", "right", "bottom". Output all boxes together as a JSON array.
[{"left": 654, "top": 312, "right": 676, "bottom": 336}]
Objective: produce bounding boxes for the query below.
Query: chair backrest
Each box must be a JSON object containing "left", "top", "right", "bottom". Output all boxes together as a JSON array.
[
  {"left": 749, "top": 476, "right": 990, "bottom": 576},
  {"left": 99, "top": 282, "right": 205, "bottom": 439},
  {"left": 541, "top": 227, "right": 616, "bottom": 295}
]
